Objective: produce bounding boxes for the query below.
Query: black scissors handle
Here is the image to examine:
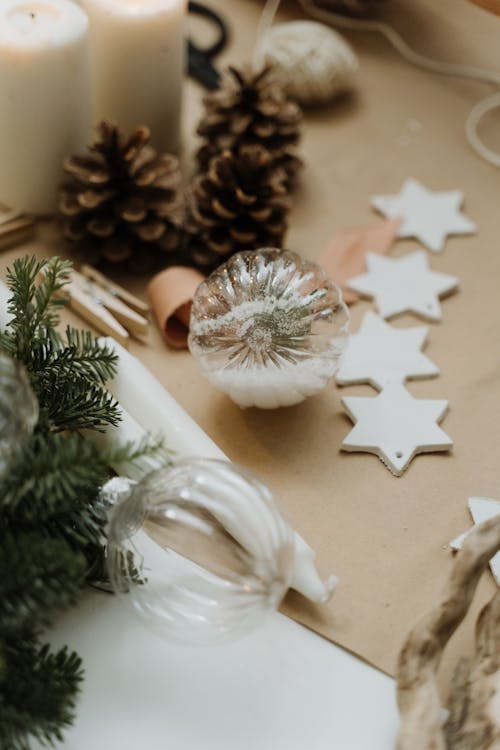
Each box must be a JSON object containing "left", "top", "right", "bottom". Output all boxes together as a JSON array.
[{"left": 188, "top": 1, "right": 228, "bottom": 90}]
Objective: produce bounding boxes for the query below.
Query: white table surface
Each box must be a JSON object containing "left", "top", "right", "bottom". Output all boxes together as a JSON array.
[{"left": 44, "top": 595, "right": 399, "bottom": 749}]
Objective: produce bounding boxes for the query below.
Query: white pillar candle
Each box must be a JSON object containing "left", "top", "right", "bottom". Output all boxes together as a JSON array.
[
  {"left": 0, "top": 0, "right": 90, "bottom": 214},
  {"left": 78, "top": 0, "right": 187, "bottom": 153}
]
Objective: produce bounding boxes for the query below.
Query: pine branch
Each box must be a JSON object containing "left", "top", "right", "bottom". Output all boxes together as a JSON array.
[
  {"left": 10, "top": 255, "right": 69, "bottom": 325},
  {"left": 0, "top": 639, "right": 83, "bottom": 750},
  {"left": 105, "top": 432, "right": 172, "bottom": 473},
  {"left": 27, "top": 328, "right": 118, "bottom": 386},
  {"left": 63, "top": 328, "right": 118, "bottom": 384},
  {"left": 0, "top": 531, "right": 86, "bottom": 633},
  {"left": 0, "top": 257, "right": 120, "bottom": 433},
  {"left": 37, "top": 375, "right": 121, "bottom": 432},
  {"left": 0, "top": 256, "right": 69, "bottom": 363},
  {"left": 1, "top": 432, "right": 110, "bottom": 523}
]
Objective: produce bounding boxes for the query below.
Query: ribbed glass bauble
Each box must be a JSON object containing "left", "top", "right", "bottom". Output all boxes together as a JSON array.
[
  {"left": 107, "top": 458, "right": 296, "bottom": 644},
  {"left": 188, "top": 248, "right": 349, "bottom": 408}
]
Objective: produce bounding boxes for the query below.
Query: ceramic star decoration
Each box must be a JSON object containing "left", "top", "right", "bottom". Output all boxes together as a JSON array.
[
  {"left": 336, "top": 311, "right": 439, "bottom": 390},
  {"left": 450, "top": 497, "right": 500, "bottom": 586},
  {"left": 341, "top": 383, "right": 452, "bottom": 476},
  {"left": 347, "top": 250, "right": 459, "bottom": 322},
  {"left": 371, "top": 178, "right": 476, "bottom": 252}
]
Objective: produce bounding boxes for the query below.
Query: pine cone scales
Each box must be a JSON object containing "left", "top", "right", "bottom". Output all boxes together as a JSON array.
[
  {"left": 59, "top": 122, "right": 183, "bottom": 271},
  {"left": 187, "top": 146, "right": 291, "bottom": 270},
  {"left": 196, "top": 66, "right": 302, "bottom": 184}
]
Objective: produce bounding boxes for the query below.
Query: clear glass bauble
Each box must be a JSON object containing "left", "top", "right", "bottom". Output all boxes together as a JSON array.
[
  {"left": 107, "top": 458, "right": 296, "bottom": 644},
  {"left": 0, "top": 352, "right": 38, "bottom": 474},
  {"left": 188, "top": 248, "right": 349, "bottom": 408}
]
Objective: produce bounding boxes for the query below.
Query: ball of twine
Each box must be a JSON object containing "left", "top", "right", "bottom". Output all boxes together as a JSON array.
[{"left": 256, "top": 20, "right": 358, "bottom": 105}]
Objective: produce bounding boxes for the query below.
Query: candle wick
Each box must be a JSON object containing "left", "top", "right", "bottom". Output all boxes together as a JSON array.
[{"left": 30, "top": 12, "right": 36, "bottom": 20}]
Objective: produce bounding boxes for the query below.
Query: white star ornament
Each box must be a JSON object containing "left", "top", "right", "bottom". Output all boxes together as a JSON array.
[
  {"left": 341, "top": 383, "right": 452, "bottom": 476},
  {"left": 347, "top": 251, "right": 459, "bottom": 322},
  {"left": 450, "top": 497, "right": 500, "bottom": 586},
  {"left": 336, "top": 311, "right": 439, "bottom": 390},
  {"left": 371, "top": 178, "right": 476, "bottom": 252}
]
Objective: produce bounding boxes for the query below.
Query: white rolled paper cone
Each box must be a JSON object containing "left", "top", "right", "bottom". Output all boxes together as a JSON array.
[
  {"left": 0, "top": 280, "right": 12, "bottom": 328},
  {"left": 100, "top": 337, "right": 224, "bottom": 461}
]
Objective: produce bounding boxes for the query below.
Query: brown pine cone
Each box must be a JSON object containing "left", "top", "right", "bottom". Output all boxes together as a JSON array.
[
  {"left": 59, "top": 122, "right": 183, "bottom": 273},
  {"left": 196, "top": 66, "right": 302, "bottom": 187},
  {"left": 186, "top": 145, "right": 291, "bottom": 271}
]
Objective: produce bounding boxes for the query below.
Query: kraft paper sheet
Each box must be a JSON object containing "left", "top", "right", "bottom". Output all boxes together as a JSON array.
[{"left": 1, "top": 0, "right": 499, "bottom": 680}]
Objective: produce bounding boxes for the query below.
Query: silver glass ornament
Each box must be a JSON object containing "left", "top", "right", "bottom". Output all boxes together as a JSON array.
[
  {"left": 107, "top": 458, "right": 296, "bottom": 644},
  {"left": 188, "top": 248, "right": 349, "bottom": 408},
  {"left": 0, "top": 352, "right": 38, "bottom": 474}
]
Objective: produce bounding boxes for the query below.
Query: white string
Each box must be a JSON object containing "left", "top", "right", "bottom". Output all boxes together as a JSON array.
[
  {"left": 465, "top": 91, "right": 500, "bottom": 167},
  {"left": 253, "top": 0, "right": 282, "bottom": 66},
  {"left": 298, "top": 0, "right": 500, "bottom": 85},
  {"left": 258, "top": 0, "right": 500, "bottom": 167}
]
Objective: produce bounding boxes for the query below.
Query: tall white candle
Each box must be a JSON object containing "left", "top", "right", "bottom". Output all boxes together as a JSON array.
[
  {"left": 78, "top": 0, "right": 187, "bottom": 153},
  {"left": 0, "top": 0, "right": 90, "bottom": 214}
]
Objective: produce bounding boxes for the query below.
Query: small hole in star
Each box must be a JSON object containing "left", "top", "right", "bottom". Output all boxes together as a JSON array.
[{"left": 395, "top": 451, "right": 403, "bottom": 458}]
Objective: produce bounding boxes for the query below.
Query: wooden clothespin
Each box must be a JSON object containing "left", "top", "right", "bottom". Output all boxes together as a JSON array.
[
  {"left": 79, "top": 264, "right": 149, "bottom": 316},
  {"left": 47, "top": 264, "right": 149, "bottom": 348}
]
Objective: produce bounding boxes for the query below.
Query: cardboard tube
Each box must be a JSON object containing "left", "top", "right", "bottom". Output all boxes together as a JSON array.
[{"left": 148, "top": 266, "right": 205, "bottom": 349}]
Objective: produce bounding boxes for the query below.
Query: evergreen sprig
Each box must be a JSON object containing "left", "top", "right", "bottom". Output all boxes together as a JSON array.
[
  {"left": 0, "top": 255, "right": 169, "bottom": 748},
  {"left": 3, "top": 431, "right": 111, "bottom": 535},
  {"left": 0, "top": 530, "right": 86, "bottom": 634},
  {"left": 0, "top": 640, "right": 83, "bottom": 750},
  {"left": 0, "top": 256, "right": 121, "bottom": 433},
  {"left": 38, "top": 375, "right": 121, "bottom": 433},
  {"left": 0, "top": 256, "right": 69, "bottom": 362}
]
